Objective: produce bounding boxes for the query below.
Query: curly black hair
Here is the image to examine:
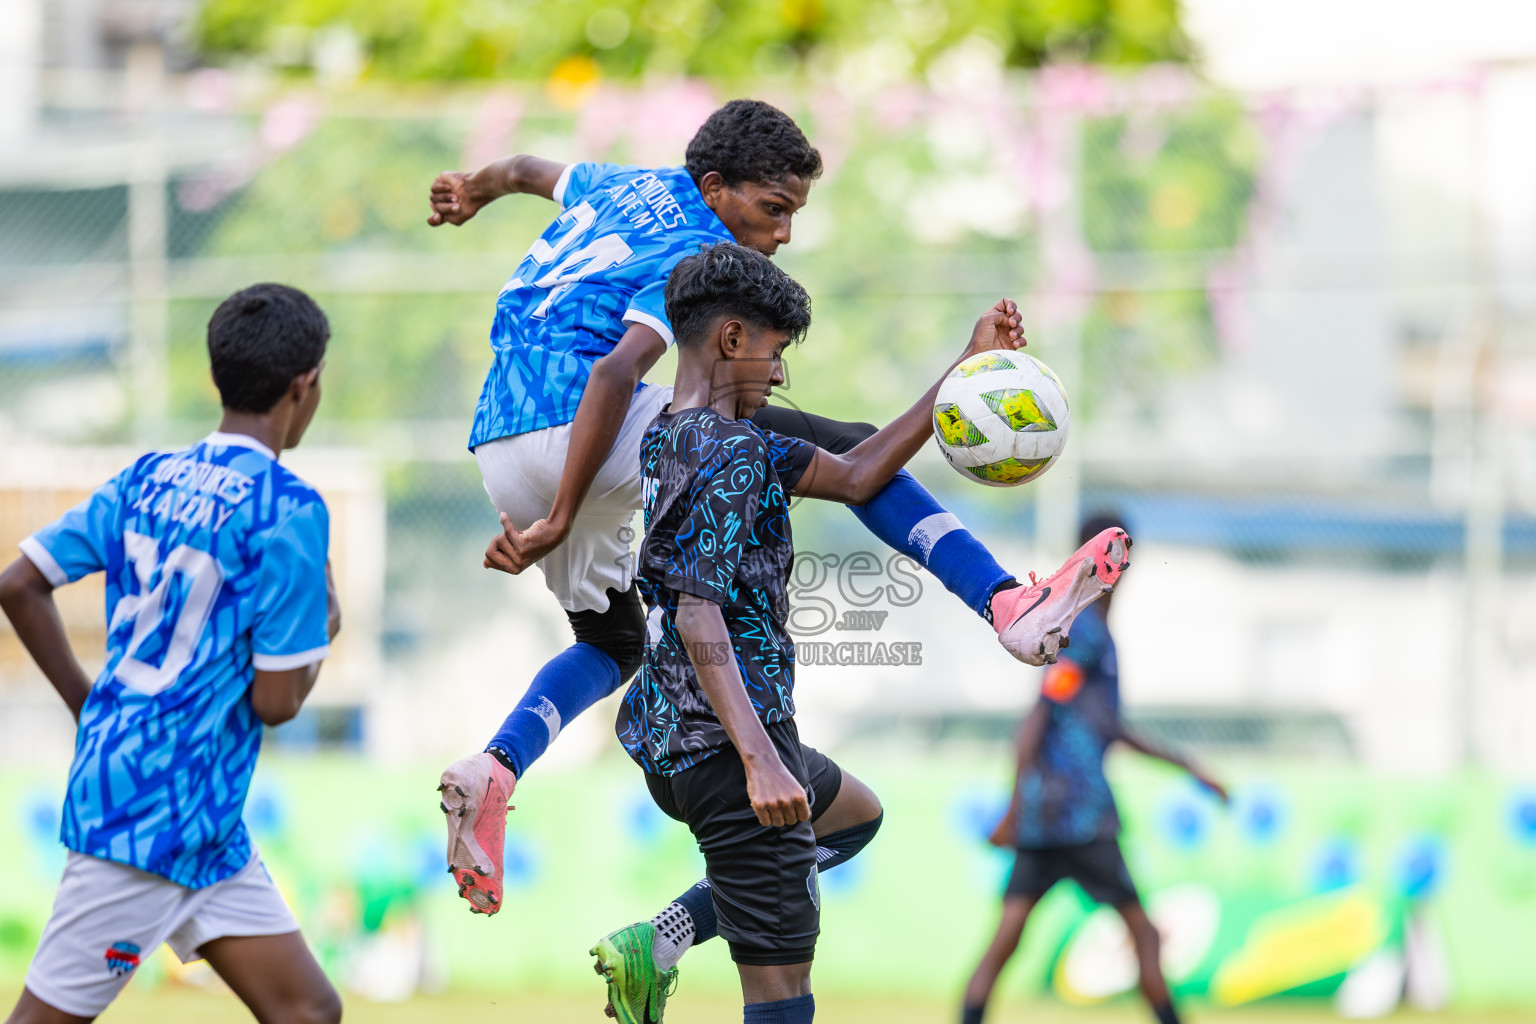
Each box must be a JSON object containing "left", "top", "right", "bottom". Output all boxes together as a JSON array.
[
  {"left": 684, "top": 99, "right": 823, "bottom": 188},
  {"left": 665, "top": 242, "right": 813, "bottom": 348},
  {"left": 207, "top": 283, "right": 329, "bottom": 413}
]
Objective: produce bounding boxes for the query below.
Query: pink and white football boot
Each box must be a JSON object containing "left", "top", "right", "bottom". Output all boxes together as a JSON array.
[
  {"left": 438, "top": 752, "right": 516, "bottom": 916},
  {"left": 990, "top": 527, "right": 1131, "bottom": 666}
]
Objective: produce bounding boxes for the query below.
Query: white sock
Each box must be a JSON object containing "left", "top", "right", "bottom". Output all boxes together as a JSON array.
[{"left": 650, "top": 901, "right": 696, "bottom": 971}]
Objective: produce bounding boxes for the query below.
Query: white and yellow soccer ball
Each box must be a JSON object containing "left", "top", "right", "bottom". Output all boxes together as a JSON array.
[{"left": 932, "top": 350, "right": 1070, "bottom": 487}]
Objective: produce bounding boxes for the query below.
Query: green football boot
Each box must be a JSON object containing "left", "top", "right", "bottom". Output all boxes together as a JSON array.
[{"left": 590, "top": 922, "right": 679, "bottom": 1024}]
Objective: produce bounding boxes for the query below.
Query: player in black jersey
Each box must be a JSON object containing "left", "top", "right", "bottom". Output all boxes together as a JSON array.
[
  {"left": 592, "top": 243, "right": 1131, "bottom": 1023},
  {"left": 959, "top": 513, "right": 1226, "bottom": 1024}
]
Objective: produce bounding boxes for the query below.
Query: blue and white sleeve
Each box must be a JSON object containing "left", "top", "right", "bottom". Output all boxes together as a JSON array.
[
  {"left": 621, "top": 250, "right": 691, "bottom": 347},
  {"left": 553, "top": 161, "right": 628, "bottom": 209},
  {"left": 19, "top": 472, "right": 126, "bottom": 586},
  {"left": 252, "top": 497, "right": 332, "bottom": 671}
]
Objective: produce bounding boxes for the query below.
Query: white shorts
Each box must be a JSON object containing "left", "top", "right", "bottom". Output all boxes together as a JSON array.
[
  {"left": 25, "top": 850, "right": 299, "bottom": 1018},
  {"left": 475, "top": 382, "right": 672, "bottom": 614}
]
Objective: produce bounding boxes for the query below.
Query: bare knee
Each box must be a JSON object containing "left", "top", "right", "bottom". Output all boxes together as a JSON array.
[
  {"left": 990, "top": 932, "right": 1022, "bottom": 962},
  {"left": 966, "top": 914, "right": 1025, "bottom": 1006},
  {"left": 739, "top": 962, "right": 812, "bottom": 1005},
  {"left": 814, "top": 772, "right": 882, "bottom": 836},
  {"left": 984, "top": 900, "right": 1034, "bottom": 964},
  {"left": 1126, "top": 914, "right": 1161, "bottom": 957},
  {"left": 286, "top": 985, "right": 342, "bottom": 1024},
  {"left": 7, "top": 988, "right": 94, "bottom": 1024},
  {"left": 314, "top": 986, "right": 343, "bottom": 1024}
]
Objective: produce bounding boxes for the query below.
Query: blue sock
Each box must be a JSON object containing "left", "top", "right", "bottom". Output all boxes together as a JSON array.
[
  {"left": 848, "top": 470, "right": 1013, "bottom": 618},
  {"left": 744, "top": 994, "right": 814, "bottom": 1023},
  {"left": 484, "top": 643, "right": 621, "bottom": 777}
]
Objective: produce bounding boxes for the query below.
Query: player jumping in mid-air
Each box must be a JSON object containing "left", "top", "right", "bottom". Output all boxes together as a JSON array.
[
  {"left": 601, "top": 243, "right": 1131, "bottom": 1024},
  {"left": 425, "top": 99, "right": 1129, "bottom": 1002},
  {"left": 0, "top": 285, "right": 343, "bottom": 1024},
  {"left": 959, "top": 512, "right": 1226, "bottom": 1024}
]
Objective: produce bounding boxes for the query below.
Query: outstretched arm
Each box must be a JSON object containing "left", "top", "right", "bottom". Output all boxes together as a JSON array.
[
  {"left": 988, "top": 700, "right": 1050, "bottom": 847},
  {"left": 1117, "top": 725, "right": 1228, "bottom": 803},
  {"left": 791, "top": 299, "right": 1024, "bottom": 504},
  {"left": 485, "top": 323, "right": 667, "bottom": 574},
  {"left": 0, "top": 556, "right": 92, "bottom": 720},
  {"left": 676, "top": 594, "right": 810, "bottom": 827},
  {"left": 427, "top": 155, "right": 569, "bottom": 226}
]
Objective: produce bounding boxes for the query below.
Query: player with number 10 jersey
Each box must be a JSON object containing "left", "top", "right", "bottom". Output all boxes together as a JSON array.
[
  {"left": 24, "top": 433, "right": 329, "bottom": 885},
  {"left": 1, "top": 285, "right": 344, "bottom": 1023}
]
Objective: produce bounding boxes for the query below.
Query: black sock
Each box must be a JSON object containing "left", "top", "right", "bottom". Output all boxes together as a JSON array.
[
  {"left": 1152, "top": 1000, "right": 1181, "bottom": 1024},
  {"left": 815, "top": 812, "right": 883, "bottom": 871},
  {"left": 961, "top": 1005, "right": 986, "bottom": 1024},
  {"left": 983, "top": 579, "right": 1022, "bottom": 624},
  {"left": 744, "top": 993, "right": 814, "bottom": 1023},
  {"left": 485, "top": 745, "right": 516, "bottom": 773},
  {"left": 674, "top": 878, "right": 718, "bottom": 944}
]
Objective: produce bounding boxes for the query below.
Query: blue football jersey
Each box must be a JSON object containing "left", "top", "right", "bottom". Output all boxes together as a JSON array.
[
  {"left": 467, "top": 162, "right": 734, "bottom": 449},
  {"left": 19, "top": 432, "right": 331, "bottom": 889}
]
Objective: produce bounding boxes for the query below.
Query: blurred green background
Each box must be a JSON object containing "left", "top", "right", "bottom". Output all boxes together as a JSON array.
[{"left": 6, "top": 0, "right": 1536, "bottom": 1017}]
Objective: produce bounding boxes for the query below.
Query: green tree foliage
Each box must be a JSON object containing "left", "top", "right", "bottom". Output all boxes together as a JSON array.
[
  {"left": 162, "top": 87, "right": 1257, "bottom": 444},
  {"left": 195, "top": 0, "right": 1190, "bottom": 83},
  {"left": 165, "top": 116, "right": 517, "bottom": 427},
  {"left": 1078, "top": 99, "right": 1260, "bottom": 417},
  {"left": 1082, "top": 101, "right": 1257, "bottom": 256}
]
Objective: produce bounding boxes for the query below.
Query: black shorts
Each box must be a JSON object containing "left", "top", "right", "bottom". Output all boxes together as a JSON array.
[
  {"left": 1004, "top": 839, "right": 1139, "bottom": 907},
  {"left": 645, "top": 719, "right": 843, "bottom": 966}
]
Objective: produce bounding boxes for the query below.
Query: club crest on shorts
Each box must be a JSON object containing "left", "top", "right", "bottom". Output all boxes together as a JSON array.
[{"left": 104, "top": 941, "right": 142, "bottom": 976}]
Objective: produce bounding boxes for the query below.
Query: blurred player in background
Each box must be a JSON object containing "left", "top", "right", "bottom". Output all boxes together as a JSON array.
[
  {"left": 0, "top": 285, "right": 343, "bottom": 1024},
  {"left": 427, "top": 100, "right": 1128, "bottom": 936},
  {"left": 958, "top": 512, "right": 1227, "bottom": 1024}
]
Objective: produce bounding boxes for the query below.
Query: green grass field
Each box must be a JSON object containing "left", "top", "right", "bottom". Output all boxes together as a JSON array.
[{"left": 87, "top": 988, "right": 1534, "bottom": 1024}]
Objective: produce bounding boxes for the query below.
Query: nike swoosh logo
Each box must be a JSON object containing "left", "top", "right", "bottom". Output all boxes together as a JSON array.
[{"left": 1020, "top": 586, "right": 1051, "bottom": 619}]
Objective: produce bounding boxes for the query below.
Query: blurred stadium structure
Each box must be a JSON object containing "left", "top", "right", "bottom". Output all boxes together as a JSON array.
[{"left": 6, "top": 3, "right": 1536, "bottom": 778}]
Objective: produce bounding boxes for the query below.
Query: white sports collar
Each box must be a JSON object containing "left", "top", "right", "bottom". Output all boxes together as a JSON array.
[{"left": 204, "top": 431, "right": 277, "bottom": 460}]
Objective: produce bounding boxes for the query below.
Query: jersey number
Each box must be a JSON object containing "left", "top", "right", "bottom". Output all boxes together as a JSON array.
[
  {"left": 504, "top": 201, "right": 635, "bottom": 319},
  {"left": 110, "top": 531, "right": 225, "bottom": 696}
]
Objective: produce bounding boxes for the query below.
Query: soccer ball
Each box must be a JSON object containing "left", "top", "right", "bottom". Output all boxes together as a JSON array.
[{"left": 932, "top": 350, "right": 1070, "bottom": 487}]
